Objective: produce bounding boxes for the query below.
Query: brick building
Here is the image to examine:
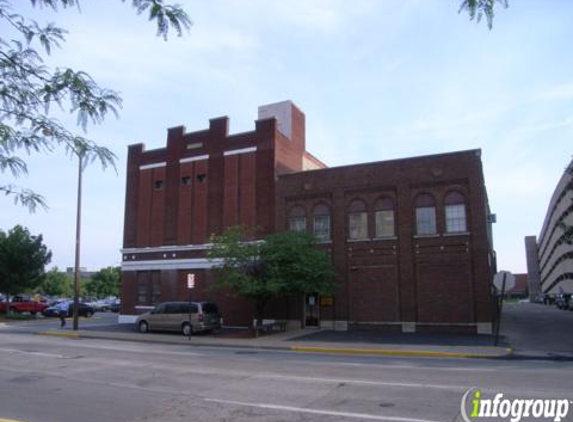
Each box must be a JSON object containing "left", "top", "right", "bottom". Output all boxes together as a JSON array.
[
  {"left": 504, "top": 274, "right": 528, "bottom": 299},
  {"left": 120, "top": 101, "right": 496, "bottom": 333}
]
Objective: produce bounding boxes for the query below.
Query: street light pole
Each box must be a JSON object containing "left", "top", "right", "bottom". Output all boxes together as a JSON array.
[{"left": 73, "top": 152, "right": 83, "bottom": 331}]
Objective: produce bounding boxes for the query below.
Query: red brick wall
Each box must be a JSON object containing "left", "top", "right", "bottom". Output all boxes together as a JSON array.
[
  {"left": 275, "top": 149, "right": 495, "bottom": 331},
  {"left": 122, "top": 106, "right": 494, "bottom": 332},
  {"left": 121, "top": 105, "right": 309, "bottom": 326}
]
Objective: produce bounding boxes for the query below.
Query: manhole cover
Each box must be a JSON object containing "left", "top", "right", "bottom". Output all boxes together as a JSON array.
[
  {"left": 379, "top": 403, "right": 395, "bottom": 408},
  {"left": 235, "top": 351, "right": 258, "bottom": 355}
]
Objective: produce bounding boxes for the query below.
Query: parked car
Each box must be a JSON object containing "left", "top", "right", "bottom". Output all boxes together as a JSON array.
[
  {"left": 136, "top": 301, "right": 221, "bottom": 336},
  {"left": 0, "top": 296, "right": 49, "bottom": 315},
  {"left": 555, "top": 294, "right": 570, "bottom": 310},
  {"left": 42, "top": 302, "right": 95, "bottom": 318},
  {"left": 109, "top": 300, "right": 120, "bottom": 313},
  {"left": 85, "top": 300, "right": 109, "bottom": 312}
]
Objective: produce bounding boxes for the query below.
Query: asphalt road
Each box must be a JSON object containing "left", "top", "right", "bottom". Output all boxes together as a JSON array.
[
  {"left": 0, "top": 332, "right": 571, "bottom": 422},
  {"left": 0, "top": 311, "right": 121, "bottom": 333}
]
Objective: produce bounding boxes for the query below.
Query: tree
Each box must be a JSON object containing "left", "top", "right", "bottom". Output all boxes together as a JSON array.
[
  {"left": 0, "top": 0, "right": 191, "bottom": 211},
  {"left": 0, "top": 225, "right": 52, "bottom": 310},
  {"left": 39, "top": 267, "right": 73, "bottom": 297},
  {"left": 459, "top": 0, "right": 508, "bottom": 29},
  {"left": 208, "top": 226, "right": 336, "bottom": 328},
  {"left": 85, "top": 266, "right": 120, "bottom": 298}
]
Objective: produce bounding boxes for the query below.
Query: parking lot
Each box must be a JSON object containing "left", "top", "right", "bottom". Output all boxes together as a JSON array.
[{"left": 500, "top": 301, "right": 573, "bottom": 354}]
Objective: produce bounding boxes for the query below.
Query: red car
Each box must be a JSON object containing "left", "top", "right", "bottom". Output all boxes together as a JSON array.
[{"left": 0, "top": 295, "right": 49, "bottom": 315}]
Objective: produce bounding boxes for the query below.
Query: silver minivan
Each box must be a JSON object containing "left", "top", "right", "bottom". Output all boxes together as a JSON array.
[{"left": 136, "top": 301, "right": 221, "bottom": 336}]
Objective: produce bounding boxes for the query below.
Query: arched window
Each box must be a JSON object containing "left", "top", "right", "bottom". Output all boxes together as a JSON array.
[
  {"left": 374, "top": 198, "right": 395, "bottom": 238},
  {"left": 415, "top": 194, "right": 436, "bottom": 235},
  {"left": 288, "top": 206, "right": 306, "bottom": 233},
  {"left": 348, "top": 199, "right": 368, "bottom": 240},
  {"left": 444, "top": 191, "right": 467, "bottom": 233},
  {"left": 313, "top": 204, "right": 331, "bottom": 242}
]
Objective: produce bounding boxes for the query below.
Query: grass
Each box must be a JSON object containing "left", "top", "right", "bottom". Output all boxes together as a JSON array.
[{"left": 503, "top": 298, "right": 527, "bottom": 303}]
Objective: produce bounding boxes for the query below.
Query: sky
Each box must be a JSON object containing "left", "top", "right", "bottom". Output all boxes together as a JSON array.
[{"left": 1, "top": 0, "right": 572, "bottom": 273}]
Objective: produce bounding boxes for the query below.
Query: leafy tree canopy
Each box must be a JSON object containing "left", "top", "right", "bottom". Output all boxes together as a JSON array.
[
  {"left": 39, "top": 266, "right": 73, "bottom": 297},
  {"left": 85, "top": 266, "right": 120, "bottom": 298},
  {"left": 0, "top": 0, "right": 191, "bottom": 211},
  {"left": 459, "top": 0, "right": 508, "bottom": 29},
  {"left": 208, "top": 226, "right": 336, "bottom": 326},
  {"left": 0, "top": 225, "right": 52, "bottom": 300}
]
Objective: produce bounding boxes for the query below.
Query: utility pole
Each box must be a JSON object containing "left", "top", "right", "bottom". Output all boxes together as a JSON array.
[{"left": 73, "top": 152, "right": 84, "bottom": 331}]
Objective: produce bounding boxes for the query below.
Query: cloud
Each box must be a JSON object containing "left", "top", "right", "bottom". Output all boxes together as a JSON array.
[
  {"left": 538, "top": 83, "right": 573, "bottom": 101},
  {"left": 219, "top": 0, "right": 379, "bottom": 34},
  {"left": 488, "top": 167, "right": 555, "bottom": 197},
  {"left": 520, "top": 114, "right": 573, "bottom": 133}
]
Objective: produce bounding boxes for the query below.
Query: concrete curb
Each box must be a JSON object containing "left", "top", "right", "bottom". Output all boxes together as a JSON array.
[
  {"left": 38, "top": 331, "right": 79, "bottom": 338},
  {"left": 289, "top": 345, "right": 513, "bottom": 359},
  {"left": 35, "top": 329, "right": 512, "bottom": 359}
]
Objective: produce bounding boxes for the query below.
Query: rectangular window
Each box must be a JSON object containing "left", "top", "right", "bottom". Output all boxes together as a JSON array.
[
  {"left": 289, "top": 217, "right": 306, "bottom": 233},
  {"left": 416, "top": 207, "right": 437, "bottom": 235},
  {"left": 137, "top": 281, "right": 148, "bottom": 305},
  {"left": 349, "top": 212, "right": 368, "bottom": 240},
  {"left": 151, "top": 280, "right": 161, "bottom": 305},
  {"left": 313, "top": 215, "right": 331, "bottom": 242},
  {"left": 445, "top": 204, "right": 467, "bottom": 233},
  {"left": 375, "top": 210, "right": 395, "bottom": 237}
]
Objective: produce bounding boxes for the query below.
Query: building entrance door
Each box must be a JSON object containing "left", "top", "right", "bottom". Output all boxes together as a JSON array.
[{"left": 305, "top": 293, "right": 319, "bottom": 327}]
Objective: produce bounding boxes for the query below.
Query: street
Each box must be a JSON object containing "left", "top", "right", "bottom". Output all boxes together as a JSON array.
[
  {"left": 0, "top": 330, "right": 571, "bottom": 422},
  {"left": 0, "top": 311, "right": 122, "bottom": 334}
]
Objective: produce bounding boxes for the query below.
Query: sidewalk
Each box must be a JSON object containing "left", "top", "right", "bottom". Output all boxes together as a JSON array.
[{"left": 37, "top": 326, "right": 512, "bottom": 359}]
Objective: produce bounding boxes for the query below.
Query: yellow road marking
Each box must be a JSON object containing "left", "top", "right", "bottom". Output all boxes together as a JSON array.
[
  {"left": 38, "top": 331, "right": 79, "bottom": 338},
  {"left": 290, "top": 345, "right": 511, "bottom": 359}
]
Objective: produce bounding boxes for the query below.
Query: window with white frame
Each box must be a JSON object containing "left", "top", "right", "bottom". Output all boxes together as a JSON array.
[
  {"left": 374, "top": 198, "right": 395, "bottom": 237},
  {"left": 414, "top": 194, "right": 436, "bottom": 235},
  {"left": 313, "top": 204, "right": 331, "bottom": 242},
  {"left": 288, "top": 206, "right": 306, "bottom": 233},
  {"left": 348, "top": 199, "right": 368, "bottom": 240},
  {"left": 445, "top": 191, "right": 467, "bottom": 233}
]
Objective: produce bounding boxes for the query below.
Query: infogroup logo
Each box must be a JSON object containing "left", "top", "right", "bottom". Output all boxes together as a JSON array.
[{"left": 460, "top": 388, "right": 571, "bottom": 422}]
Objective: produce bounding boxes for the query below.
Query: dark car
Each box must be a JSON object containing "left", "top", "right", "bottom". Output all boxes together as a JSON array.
[
  {"left": 42, "top": 302, "right": 95, "bottom": 318},
  {"left": 555, "top": 294, "right": 570, "bottom": 310},
  {"left": 109, "top": 300, "right": 120, "bottom": 313}
]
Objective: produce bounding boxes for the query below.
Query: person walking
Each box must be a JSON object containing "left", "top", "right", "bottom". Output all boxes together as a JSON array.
[{"left": 57, "top": 300, "right": 70, "bottom": 329}]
